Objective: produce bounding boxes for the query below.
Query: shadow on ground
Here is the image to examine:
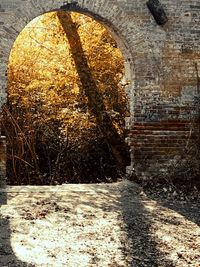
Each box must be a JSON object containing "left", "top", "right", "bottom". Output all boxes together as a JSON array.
[
  {"left": 0, "top": 181, "right": 199, "bottom": 266},
  {"left": 142, "top": 186, "right": 200, "bottom": 227},
  {"left": 0, "top": 188, "right": 33, "bottom": 267},
  {"left": 119, "top": 182, "right": 176, "bottom": 267}
]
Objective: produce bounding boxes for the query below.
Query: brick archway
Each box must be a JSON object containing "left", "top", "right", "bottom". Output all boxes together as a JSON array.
[
  {"left": 0, "top": 0, "right": 136, "bottom": 105},
  {"left": 0, "top": 0, "right": 135, "bottom": 182}
]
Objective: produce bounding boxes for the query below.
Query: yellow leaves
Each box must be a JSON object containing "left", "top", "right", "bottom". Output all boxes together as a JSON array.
[
  {"left": 7, "top": 10, "right": 128, "bottom": 140},
  {"left": 71, "top": 85, "right": 79, "bottom": 95}
]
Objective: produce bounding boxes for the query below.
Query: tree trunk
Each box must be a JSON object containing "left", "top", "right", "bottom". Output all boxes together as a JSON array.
[{"left": 57, "top": 11, "right": 130, "bottom": 170}]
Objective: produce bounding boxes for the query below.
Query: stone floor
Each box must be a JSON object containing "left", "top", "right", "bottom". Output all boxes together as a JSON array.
[{"left": 0, "top": 181, "right": 200, "bottom": 267}]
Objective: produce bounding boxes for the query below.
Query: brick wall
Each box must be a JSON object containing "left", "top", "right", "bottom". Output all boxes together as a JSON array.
[
  {"left": 0, "top": 136, "right": 6, "bottom": 186},
  {"left": 0, "top": 0, "right": 199, "bottom": 182}
]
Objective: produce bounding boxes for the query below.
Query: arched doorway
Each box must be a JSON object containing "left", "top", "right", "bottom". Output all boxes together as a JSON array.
[
  {"left": 0, "top": 2, "right": 135, "bottom": 186},
  {"left": 2, "top": 9, "right": 133, "bottom": 185}
]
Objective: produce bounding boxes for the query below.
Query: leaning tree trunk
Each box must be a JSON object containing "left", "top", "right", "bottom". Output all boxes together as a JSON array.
[{"left": 57, "top": 11, "right": 130, "bottom": 170}]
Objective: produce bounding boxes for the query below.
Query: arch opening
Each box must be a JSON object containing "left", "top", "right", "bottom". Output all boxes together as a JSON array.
[{"left": 2, "top": 10, "right": 133, "bottom": 185}]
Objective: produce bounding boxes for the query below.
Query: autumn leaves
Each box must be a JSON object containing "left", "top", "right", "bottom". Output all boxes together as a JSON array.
[{"left": 3, "top": 11, "right": 129, "bottom": 184}]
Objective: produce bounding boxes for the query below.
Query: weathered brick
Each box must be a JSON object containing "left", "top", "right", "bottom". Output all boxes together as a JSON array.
[{"left": 0, "top": 0, "right": 200, "bottom": 182}]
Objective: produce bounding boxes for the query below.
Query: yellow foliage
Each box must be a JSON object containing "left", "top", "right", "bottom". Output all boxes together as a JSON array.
[{"left": 7, "top": 11, "right": 128, "bottom": 142}]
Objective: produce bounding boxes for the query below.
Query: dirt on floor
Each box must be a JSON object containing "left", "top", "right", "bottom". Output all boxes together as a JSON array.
[{"left": 0, "top": 180, "right": 199, "bottom": 267}]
